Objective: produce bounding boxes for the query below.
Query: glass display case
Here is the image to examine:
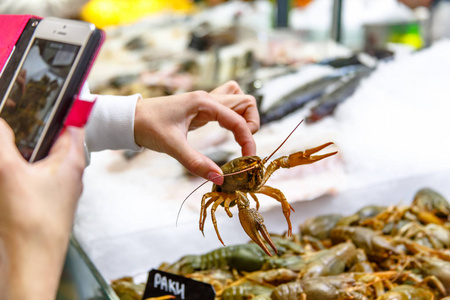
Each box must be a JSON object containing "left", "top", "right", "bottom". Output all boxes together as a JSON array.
[{"left": 57, "top": 237, "right": 119, "bottom": 300}]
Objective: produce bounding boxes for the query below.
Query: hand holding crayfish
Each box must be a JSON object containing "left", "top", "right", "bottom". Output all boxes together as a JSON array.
[
  {"left": 134, "top": 81, "right": 259, "bottom": 184},
  {"left": 196, "top": 121, "right": 338, "bottom": 256}
]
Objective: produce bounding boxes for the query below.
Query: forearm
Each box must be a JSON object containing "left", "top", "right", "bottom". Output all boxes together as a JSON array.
[{"left": 0, "top": 232, "right": 69, "bottom": 299}]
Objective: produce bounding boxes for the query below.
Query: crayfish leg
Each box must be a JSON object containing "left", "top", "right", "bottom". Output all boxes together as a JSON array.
[
  {"left": 223, "top": 197, "right": 235, "bottom": 218},
  {"left": 200, "top": 193, "right": 219, "bottom": 235},
  {"left": 250, "top": 193, "right": 261, "bottom": 210},
  {"left": 253, "top": 185, "right": 294, "bottom": 236},
  {"left": 211, "top": 198, "right": 227, "bottom": 246}
]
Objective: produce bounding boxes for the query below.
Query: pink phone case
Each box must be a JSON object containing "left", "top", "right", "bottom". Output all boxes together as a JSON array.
[
  {"left": 0, "top": 14, "right": 101, "bottom": 129},
  {"left": 0, "top": 15, "right": 104, "bottom": 161},
  {"left": 0, "top": 15, "right": 38, "bottom": 71}
]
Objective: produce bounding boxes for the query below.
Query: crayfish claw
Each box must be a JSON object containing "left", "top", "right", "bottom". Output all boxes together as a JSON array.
[
  {"left": 305, "top": 142, "right": 335, "bottom": 155},
  {"left": 287, "top": 142, "right": 338, "bottom": 167},
  {"left": 238, "top": 206, "right": 277, "bottom": 256}
]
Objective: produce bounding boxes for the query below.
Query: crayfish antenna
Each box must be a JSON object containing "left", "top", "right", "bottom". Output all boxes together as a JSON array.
[
  {"left": 263, "top": 119, "right": 304, "bottom": 164},
  {"left": 176, "top": 179, "right": 211, "bottom": 227}
]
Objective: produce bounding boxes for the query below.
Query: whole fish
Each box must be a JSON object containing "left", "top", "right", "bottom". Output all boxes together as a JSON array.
[
  {"left": 306, "top": 65, "right": 374, "bottom": 123},
  {"left": 260, "top": 75, "right": 341, "bottom": 125}
]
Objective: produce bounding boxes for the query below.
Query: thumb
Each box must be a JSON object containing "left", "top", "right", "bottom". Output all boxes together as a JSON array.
[
  {"left": 0, "top": 118, "right": 23, "bottom": 162},
  {"left": 42, "top": 127, "right": 86, "bottom": 172},
  {"left": 169, "top": 140, "right": 224, "bottom": 185}
]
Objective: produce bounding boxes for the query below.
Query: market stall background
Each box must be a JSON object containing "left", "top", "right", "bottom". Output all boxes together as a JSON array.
[{"left": 68, "top": 0, "right": 450, "bottom": 289}]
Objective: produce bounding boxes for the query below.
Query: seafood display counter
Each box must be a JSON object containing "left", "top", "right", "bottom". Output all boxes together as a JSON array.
[
  {"left": 68, "top": 3, "right": 450, "bottom": 298},
  {"left": 71, "top": 40, "right": 450, "bottom": 299},
  {"left": 70, "top": 169, "right": 450, "bottom": 299}
]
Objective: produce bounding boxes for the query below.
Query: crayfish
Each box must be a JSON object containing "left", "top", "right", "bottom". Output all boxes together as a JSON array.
[{"left": 195, "top": 121, "right": 338, "bottom": 256}]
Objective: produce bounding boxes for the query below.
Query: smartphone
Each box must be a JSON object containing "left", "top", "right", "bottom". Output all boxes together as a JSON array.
[{"left": 0, "top": 17, "right": 103, "bottom": 162}]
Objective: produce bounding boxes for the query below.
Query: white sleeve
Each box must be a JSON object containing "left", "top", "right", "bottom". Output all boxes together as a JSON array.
[{"left": 82, "top": 83, "right": 143, "bottom": 152}]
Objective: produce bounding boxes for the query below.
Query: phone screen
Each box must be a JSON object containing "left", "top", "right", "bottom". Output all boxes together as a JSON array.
[{"left": 0, "top": 38, "right": 80, "bottom": 160}]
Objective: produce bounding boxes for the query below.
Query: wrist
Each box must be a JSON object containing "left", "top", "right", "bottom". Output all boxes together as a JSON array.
[
  {"left": 0, "top": 231, "right": 69, "bottom": 299},
  {"left": 134, "top": 96, "right": 144, "bottom": 148}
]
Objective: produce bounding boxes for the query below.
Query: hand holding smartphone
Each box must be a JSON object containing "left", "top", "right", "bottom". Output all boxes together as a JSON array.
[{"left": 0, "top": 17, "right": 103, "bottom": 162}]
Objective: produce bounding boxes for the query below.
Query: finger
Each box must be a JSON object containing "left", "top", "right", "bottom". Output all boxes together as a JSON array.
[
  {"left": 230, "top": 98, "right": 260, "bottom": 134},
  {"left": 210, "top": 81, "right": 244, "bottom": 95},
  {"left": 40, "top": 127, "right": 86, "bottom": 176},
  {"left": 0, "top": 118, "right": 23, "bottom": 162},
  {"left": 167, "top": 135, "right": 224, "bottom": 185},
  {"left": 34, "top": 127, "right": 86, "bottom": 220},
  {"left": 199, "top": 100, "right": 256, "bottom": 156},
  {"left": 210, "top": 94, "right": 260, "bottom": 134}
]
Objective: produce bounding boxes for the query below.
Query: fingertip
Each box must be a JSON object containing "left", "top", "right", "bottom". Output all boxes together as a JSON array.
[
  {"left": 49, "top": 127, "right": 72, "bottom": 154},
  {"left": 65, "top": 126, "right": 85, "bottom": 145},
  {"left": 47, "top": 126, "right": 86, "bottom": 167},
  {"left": 0, "top": 118, "right": 22, "bottom": 157},
  {"left": 0, "top": 118, "right": 12, "bottom": 134},
  {"left": 241, "top": 140, "right": 257, "bottom": 157},
  {"left": 0, "top": 118, "right": 14, "bottom": 140},
  {"left": 207, "top": 171, "right": 224, "bottom": 185},
  {"left": 0, "top": 118, "right": 24, "bottom": 166},
  {"left": 65, "top": 126, "right": 86, "bottom": 167},
  {"left": 182, "top": 150, "right": 224, "bottom": 185}
]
